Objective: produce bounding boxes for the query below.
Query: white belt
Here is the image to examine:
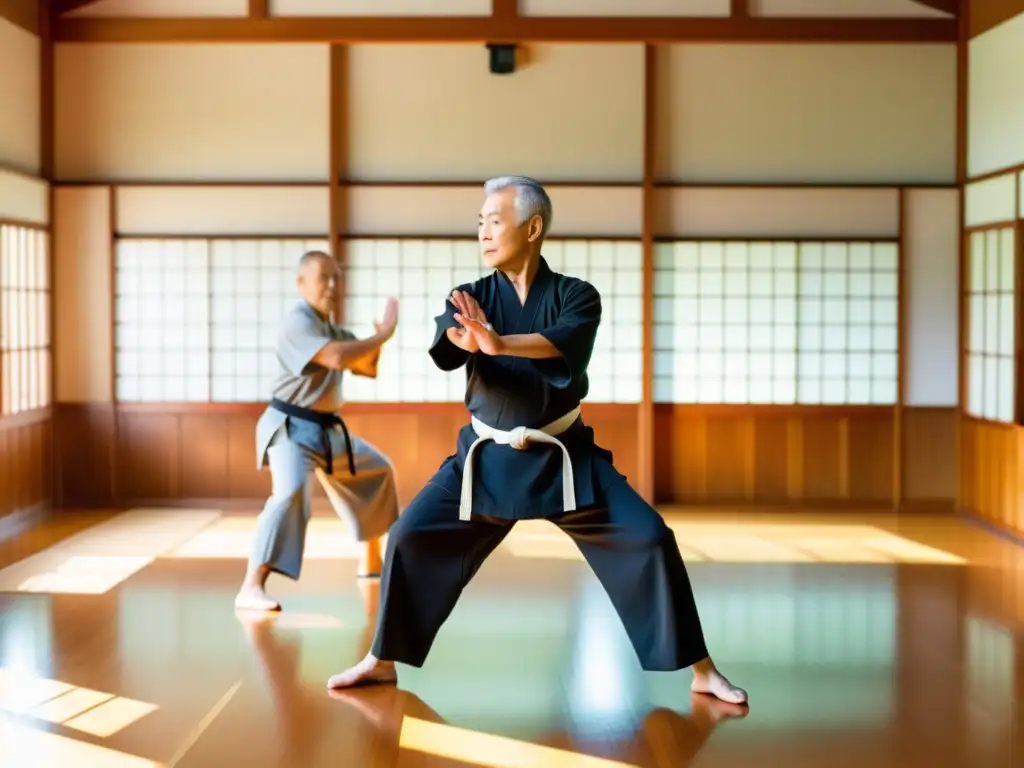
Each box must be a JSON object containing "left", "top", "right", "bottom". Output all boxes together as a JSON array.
[{"left": 459, "top": 406, "right": 581, "bottom": 521}]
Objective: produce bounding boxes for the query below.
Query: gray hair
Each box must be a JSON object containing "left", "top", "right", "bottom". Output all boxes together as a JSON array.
[
  {"left": 483, "top": 175, "right": 553, "bottom": 239},
  {"left": 298, "top": 249, "right": 332, "bottom": 270}
]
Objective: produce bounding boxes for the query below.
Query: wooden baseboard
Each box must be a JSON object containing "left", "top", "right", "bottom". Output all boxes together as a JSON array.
[
  {"left": 962, "top": 511, "right": 1024, "bottom": 547},
  {"left": 0, "top": 501, "right": 52, "bottom": 543},
  {"left": 898, "top": 498, "right": 957, "bottom": 515}
]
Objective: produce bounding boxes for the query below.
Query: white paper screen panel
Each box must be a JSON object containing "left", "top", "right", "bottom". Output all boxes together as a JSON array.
[
  {"left": 114, "top": 238, "right": 329, "bottom": 403},
  {"left": 903, "top": 188, "right": 959, "bottom": 408},
  {"left": 346, "top": 44, "right": 644, "bottom": 182},
  {"left": 655, "top": 44, "right": 957, "bottom": 184},
  {"left": 0, "top": 18, "right": 41, "bottom": 175},
  {"left": 67, "top": 0, "right": 248, "bottom": 16},
  {"left": 115, "top": 186, "right": 330, "bottom": 237},
  {"left": 54, "top": 43, "right": 330, "bottom": 182},
  {"left": 342, "top": 238, "right": 643, "bottom": 403},
  {"left": 520, "top": 0, "right": 728, "bottom": 16},
  {"left": 0, "top": 226, "right": 51, "bottom": 415},
  {"left": 754, "top": 0, "right": 952, "bottom": 17},
  {"left": 652, "top": 240, "right": 898, "bottom": 404},
  {"left": 0, "top": 169, "right": 48, "bottom": 226},
  {"left": 654, "top": 187, "right": 900, "bottom": 239},
  {"left": 967, "top": 12, "right": 1024, "bottom": 178},
  {"left": 347, "top": 185, "right": 643, "bottom": 238},
  {"left": 271, "top": 0, "right": 490, "bottom": 14},
  {"left": 966, "top": 228, "right": 1016, "bottom": 423},
  {"left": 964, "top": 174, "right": 1017, "bottom": 228}
]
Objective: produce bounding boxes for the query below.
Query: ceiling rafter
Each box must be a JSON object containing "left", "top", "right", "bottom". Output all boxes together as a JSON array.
[
  {"left": 49, "top": 0, "right": 960, "bottom": 21},
  {"left": 51, "top": 15, "right": 958, "bottom": 43}
]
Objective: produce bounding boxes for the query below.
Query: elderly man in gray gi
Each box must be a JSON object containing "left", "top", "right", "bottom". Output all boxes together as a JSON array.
[{"left": 235, "top": 249, "right": 401, "bottom": 612}]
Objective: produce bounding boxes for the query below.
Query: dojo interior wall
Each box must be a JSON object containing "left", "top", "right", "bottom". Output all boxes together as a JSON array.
[
  {"left": 0, "top": 5, "right": 51, "bottom": 537},
  {"left": 959, "top": 2, "right": 1024, "bottom": 537},
  {"left": 42, "top": 20, "right": 965, "bottom": 514}
]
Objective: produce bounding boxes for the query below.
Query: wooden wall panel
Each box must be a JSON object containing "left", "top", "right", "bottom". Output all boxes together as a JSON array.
[
  {"left": 53, "top": 402, "right": 950, "bottom": 510},
  {"left": 58, "top": 403, "right": 640, "bottom": 509},
  {"left": 53, "top": 403, "right": 114, "bottom": 506},
  {"left": 959, "top": 416, "right": 1024, "bottom": 534},
  {"left": 0, "top": 411, "right": 52, "bottom": 536},
  {"left": 653, "top": 405, "right": 896, "bottom": 505},
  {"left": 902, "top": 406, "right": 957, "bottom": 508}
]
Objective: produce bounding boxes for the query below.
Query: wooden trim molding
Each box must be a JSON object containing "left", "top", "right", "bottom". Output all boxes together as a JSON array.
[
  {"left": 51, "top": 15, "right": 958, "bottom": 44},
  {"left": 638, "top": 43, "right": 655, "bottom": 504},
  {"left": 50, "top": 0, "right": 98, "bottom": 16},
  {"left": 0, "top": 0, "right": 40, "bottom": 34},
  {"left": 0, "top": 406, "right": 53, "bottom": 432},
  {"left": 966, "top": 162, "right": 1024, "bottom": 185},
  {"left": 969, "top": 0, "right": 1024, "bottom": 38},
  {"left": 248, "top": 0, "right": 268, "bottom": 20}
]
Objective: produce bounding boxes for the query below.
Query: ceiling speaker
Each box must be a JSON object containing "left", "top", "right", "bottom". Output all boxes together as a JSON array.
[{"left": 486, "top": 43, "right": 516, "bottom": 75}]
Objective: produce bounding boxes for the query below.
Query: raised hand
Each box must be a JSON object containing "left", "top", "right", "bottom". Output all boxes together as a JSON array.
[
  {"left": 445, "top": 290, "right": 487, "bottom": 353},
  {"left": 453, "top": 313, "right": 503, "bottom": 356},
  {"left": 374, "top": 296, "right": 399, "bottom": 341},
  {"left": 446, "top": 325, "right": 479, "bottom": 352},
  {"left": 449, "top": 290, "right": 487, "bottom": 326}
]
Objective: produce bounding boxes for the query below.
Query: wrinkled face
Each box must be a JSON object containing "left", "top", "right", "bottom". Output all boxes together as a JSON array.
[
  {"left": 477, "top": 187, "right": 540, "bottom": 270},
  {"left": 297, "top": 254, "right": 338, "bottom": 315}
]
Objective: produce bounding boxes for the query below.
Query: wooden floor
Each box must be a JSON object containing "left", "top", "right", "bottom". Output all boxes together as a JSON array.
[{"left": 0, "top": 507, "right": 1021, "bottom": 767}]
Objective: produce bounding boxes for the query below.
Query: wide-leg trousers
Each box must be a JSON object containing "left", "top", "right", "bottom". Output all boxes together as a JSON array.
[
  {"left": 369, "top": 460, "right": 709, "bottom": 672},
  {"left": 249, "top": 418, "right": 400, "bottom": 580}
]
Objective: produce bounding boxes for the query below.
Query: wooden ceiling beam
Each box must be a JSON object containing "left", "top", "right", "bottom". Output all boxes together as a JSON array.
[{"left": 51, "top": 15, "right": 958, "bottom": 43}]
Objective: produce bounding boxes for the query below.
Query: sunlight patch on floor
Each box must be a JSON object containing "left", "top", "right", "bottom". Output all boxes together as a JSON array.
[
  {"left": 168, "top": 517, "right": 363, "bottom": 559},
  {"left": 0, "top": 715, "right": 159, "bottom": 768},
  {"left": 16, "top": 556, "right": 155, "bottom": 594},
  {"left": 0, "top": 508, "right": 222, "bottom": 594},
  {"left": 0, "top": 668, "right": 159, "bottom": 737},
  {"left": 399, "top": 715, "right": 638, "bottom": 767},
  {"left": 502, "top": 521, "right": 966, "bottom": 565}
]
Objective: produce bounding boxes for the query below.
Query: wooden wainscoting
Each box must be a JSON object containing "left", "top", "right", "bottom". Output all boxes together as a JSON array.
[
  {"left": 902, "top": 406, "right": 958, "bottom": 512},
  {"left": 0, "top": 409, "right": 53, "bottom": 539},
  {"left": 56, "top": 402, "right": 959, "bottom": 512},
  {"left": 54, "top": 402, "right": 640, "bottom": 509},
  {"left": 654, "top": 404, "right": 898, "bottom": 506},
  {"left": 960, "top": 416, "right": 1024, "bottom": 536}
]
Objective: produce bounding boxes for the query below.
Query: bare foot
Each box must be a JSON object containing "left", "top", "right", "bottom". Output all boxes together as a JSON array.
[
  {"left": 234, "top": 586, "right": 281, "bottom": 612},
  {"left": 689, "top": 693, "right": 749, "bottom": 724},
  {"left": 326, "top": 654, "right": 398, "bottom": 689},
  {"left": 691, "top": 668, "right": 748, "bottom": 706}
]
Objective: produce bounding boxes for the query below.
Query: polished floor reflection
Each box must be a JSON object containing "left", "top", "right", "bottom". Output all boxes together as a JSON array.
[{"left": 0, "top": 509, "right": 1021, "bottom": 767}]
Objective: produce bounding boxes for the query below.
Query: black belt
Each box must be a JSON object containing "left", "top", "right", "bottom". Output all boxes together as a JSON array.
[{"left": 269, "top": 398, "right": 356, "bottom": 476}]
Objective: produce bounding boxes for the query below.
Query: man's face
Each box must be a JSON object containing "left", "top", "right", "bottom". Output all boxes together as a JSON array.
[
  {"left": 477, "top": 188, "right": 536, "bottom": 270},
  {"left": 297, "top": 255, "right": 338, "bottom": 315}
]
